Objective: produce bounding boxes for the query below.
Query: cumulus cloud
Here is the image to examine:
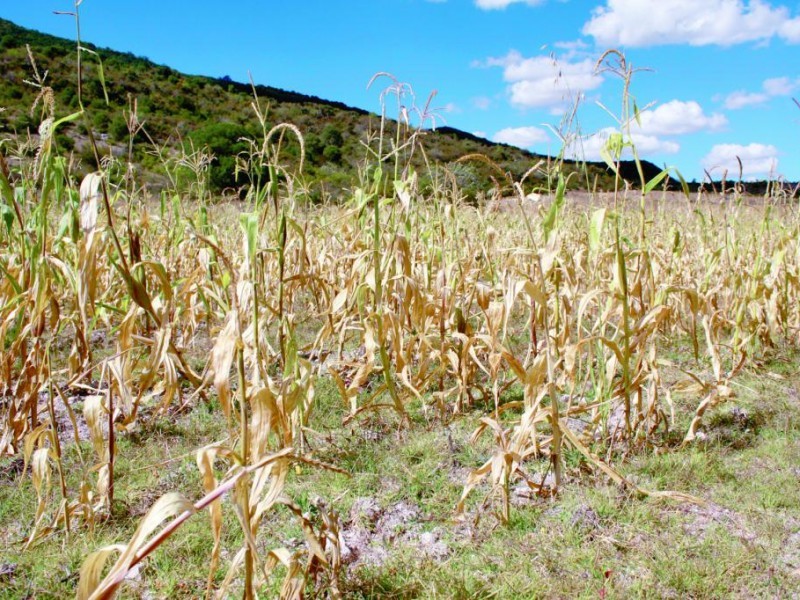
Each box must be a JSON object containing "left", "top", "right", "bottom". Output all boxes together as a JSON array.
[
  {"left": 702, "top": 143, "right": 780, "bottom": 178},
  {"left": 723, "top": 76, "right": 800, "bottom": 109},
  {"left": 636, "top": 100, "right": 727, "bottom": 135},
  {"left": 763, "top": 76, "right": 797, "bottom": 95},
  {"left": 583, "top": 0, "right": 800, "bottom": 47},
  {"left": 570, "top": 127, "right": 680, "bottom": 161},
  {"left": 475, "top": 0, "right": 544, "bottom": 9},
  {"left": 493, "top": 126, "right": 550, "bottom": 147},
  {"left": 482, "top": 50, "right": 603, "bottom": 109},
  {"left": 723, "top": 91, "right": 770, "bottom": 109},
  {"left": 567, "top": 99, "right": 724, "bottom": 161}
]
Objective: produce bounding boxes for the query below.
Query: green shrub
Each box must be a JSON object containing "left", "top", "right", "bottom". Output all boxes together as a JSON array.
[{"left": 187, "top": 121, "right": 252, "bottom": 192}]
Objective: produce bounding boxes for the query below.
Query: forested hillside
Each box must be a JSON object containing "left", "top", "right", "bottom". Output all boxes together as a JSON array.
[{"left": 0, "top": 17, "right": 626, "bottom": 199}]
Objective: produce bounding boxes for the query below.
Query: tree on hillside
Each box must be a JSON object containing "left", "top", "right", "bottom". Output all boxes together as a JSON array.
[
  {"left": 320, "top": 124, "right": 343, "bottom": 164},
  {"left": 187, "top": 122, "right": 252, "bottom": 192}
]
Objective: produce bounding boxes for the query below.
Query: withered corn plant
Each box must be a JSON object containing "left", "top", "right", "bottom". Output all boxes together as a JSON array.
[{"left": 4, "top": 29, "right": 800, "bottom": 597}]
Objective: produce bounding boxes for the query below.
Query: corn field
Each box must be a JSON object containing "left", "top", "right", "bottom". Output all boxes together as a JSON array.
[{"left": 2, "top": 48, "right": 800, "bottom": 599}]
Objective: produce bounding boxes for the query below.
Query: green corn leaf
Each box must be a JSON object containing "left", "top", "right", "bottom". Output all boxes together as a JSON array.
[
  {"left": 283, "top": 328, "right": 298, "bottom": 379},
  {"left": 600, "top": 131, "right": 625, "bottom": 174},
  {"left": 80, "top": 46, "right": 110, "bottom": 105},
  {"left": 0, "top": 203, "right": 14, "bottom": 235},
  {"left": 542, "top": 174, "right": 566, "bottom": 242},
  {"left": 239, "top": 212, "right": 258, "bottom": 262},
  {"left": 51, "top": 110, "right": 84, "bottom": 133},
  {"left": 643, "top": 168, "right": 669, "bottom": 195},
  {"left": 674, "top": 168, "right": 691, "bottom": 198},
  {"left": 589, "top": 208, "right": 607, "bottom": 254}
]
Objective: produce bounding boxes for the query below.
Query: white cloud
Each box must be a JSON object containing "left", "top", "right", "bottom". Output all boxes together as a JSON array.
[
  {"left": 568, "top": 99, "right": 722, "bottom": 160},
  {"left": 780, "top": 18, "right": 800, "bottom": 42},
  {"left": 493, "top": 126, "right": 550, "bottom": 147},
  {"left": 701, "top": 143, "right": 780, "bottom": 178},
  {"left": 570, "top": 127, "right": 680, "bottom": 161},
  {"left": 631, "top": 134, "right": 681, "bottom": 155},
  {"left": 442, "top": 102, "right": 461, "bottom": 114},
  {"left": 723, "top": 76, "right": 800, "bottom": 109},
  {"left": 472, "top": 130, "right": 488, "bottom": 139},
  {"left": 475, "top": 0, "right": 544, "bottom": 9},
  {"left": 723, "top": 91, "right": 771, "bottom": 109},
  {"left": 567, "top": 98, "right": 723, "bottom": 160},
  {"left": 483, "top": 50, "right": 603, "bottom": 109},
  {"left": 583, "top": 0, "right": 800, "bottom": 47},
  {"left": 763, "top": 76, "right": 797, "bottom": 95},
  {"left": 636, "top": 100, "right": 727, "bottom": 135},
  {"left": 553, "top": 39, "right": 590, "bottom": 52}
]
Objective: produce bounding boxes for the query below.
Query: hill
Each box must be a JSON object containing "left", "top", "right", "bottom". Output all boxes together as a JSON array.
[{"left": 0, "top": 17, "right": 750, "bottom": 199}]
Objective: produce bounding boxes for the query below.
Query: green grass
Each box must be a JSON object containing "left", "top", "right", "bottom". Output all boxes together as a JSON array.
[{"left": 3, "top": 348, "right": 798, "bottom": 598}]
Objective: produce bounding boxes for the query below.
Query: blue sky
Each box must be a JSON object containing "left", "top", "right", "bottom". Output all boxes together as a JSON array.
[{"left": 3, "top": 0, "right": 799, "bottom": 181}]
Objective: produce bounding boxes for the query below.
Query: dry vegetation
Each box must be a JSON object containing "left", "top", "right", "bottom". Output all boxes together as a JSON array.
[{"left": 2, "top": 25, "right": 800, "bottom": 600}]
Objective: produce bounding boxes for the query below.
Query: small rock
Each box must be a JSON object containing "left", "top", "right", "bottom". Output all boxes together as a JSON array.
[
  {"left": 565, "top": 417, "right": 591, "bottom": 435},
  {"left": 413, "top": 529, "right": 449, "bottom": 560},
  {"left": 0, "top": 563, "right": 17, "bottom": 582},
  {"left": 544, "top": 506, "right": 564, "bottom": 518},
  {"left": 349, "top": 497, "right": 381, "bottom": 524},
  {"left": 90, "top": 330, "right": 107, "bottom": 345},
  {"left": 532, "top": 472, "right": 556, "bottom": 488},
  {"left": 571, "top": 505, "right": 601, "bottom": 530},
  {"left": 340, "top": 528, "right": 370, "bottom": 564},
  {"left": 376, "top": 501, "right": 418, "bottom": 541}
]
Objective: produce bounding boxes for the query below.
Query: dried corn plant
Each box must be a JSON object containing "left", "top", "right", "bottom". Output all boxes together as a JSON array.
[{"left": 4, "top": 37, "right": 800, "bottom": 596}]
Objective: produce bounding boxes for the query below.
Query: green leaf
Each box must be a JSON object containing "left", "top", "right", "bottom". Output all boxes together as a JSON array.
[
  {"left": 0, "top": 203, "right": 14, "bottom": 235},
  {"left": 589, "top": 208, "right": 607, "bottom": 254},
  {"left": 599, "top": 132, "right": 625, "bottom": 174},
  {"left": 80, "top": 46, "right": 110, "bottom": 105},
  {"left": 0, "top": 164, "right": 14, "bottom": 206},
  {"left": 643, "top": 168, "right": 669, "bottom": 195},
  {"left": 283, "top": 327, "right": 298, "bottom": 379},
  {"left": 173, "top": 194, "right": 183, "bottom": 227},
  {"left": 55, "top": 209, "right": 71, "bottom": 241},
  {"left": 137, "top": 260, "right": 174, "bottom": 303},
  {"left": 160, "top": 191, "right": 167, "bottom": 221},
  {"left": 542, "top": 174, "right": 566, "bottom": 242},
  {"left": 51, "top": 110, "right": 84, "bottom": 133},
  {"left": 673, "top": 168, "right": 691, "bottom": 199},
  {"left": 239, "top": 212, "right": 259, "bottom": 262},
  {"left": 670, "top": 226, "right": 681, "bottom": 255}
]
